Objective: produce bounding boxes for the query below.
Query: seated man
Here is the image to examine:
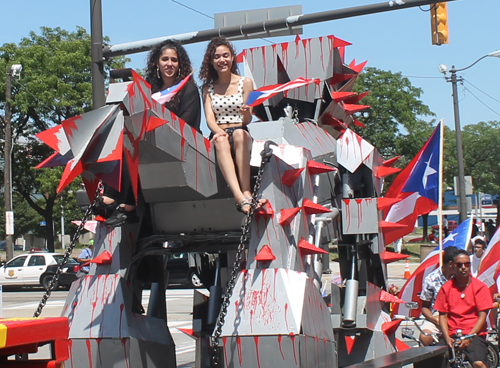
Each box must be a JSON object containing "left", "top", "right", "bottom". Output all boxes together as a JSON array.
[
  {"left": 418, "top": 246, "right": 457, "bottom": 346},
  {"left": 435, "top": 249, "right": 493, "bottom": 368}
]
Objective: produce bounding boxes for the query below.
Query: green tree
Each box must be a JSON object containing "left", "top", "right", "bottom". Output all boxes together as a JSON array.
[
  {"left": 0, "top": 27, "right": 128, "bottom": 251},
  {"left": 444, "top": 121, "right": 500, "bottom": 196},
  {"left": 352, "top": 67, "right": 436, "bottom": 166}
]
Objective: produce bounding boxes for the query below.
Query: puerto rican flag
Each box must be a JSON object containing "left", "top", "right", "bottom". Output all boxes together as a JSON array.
[
  {"left": 393, "top": 217, "right": 473, "bottom": 317},
  {"left": 477, "top": 227, "right": 500, "bottom": 296},
  {"left": 381, "top": 122, "right": 441, "bottom": 245},
  {"left": 246, "top": 77, "right": 319, "bottom": 106},
  {"left": 151, "top": 74, "right": 191, "bottom": 105}
]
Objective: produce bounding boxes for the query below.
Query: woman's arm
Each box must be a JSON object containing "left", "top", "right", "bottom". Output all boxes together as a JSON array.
[
  {"left": 202, "top": 85, "right": 225, "bottom": 135},
  {"left": 240, "top": 77, "right": 254, "bottom": 125}
]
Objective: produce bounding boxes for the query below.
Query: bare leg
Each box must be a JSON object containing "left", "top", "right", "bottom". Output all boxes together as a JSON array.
[
  {"left": 213, "top": 135, "right": 246, "bottom": 205},
  {"left": 232, "top": 129, "right": 252, "bottom": 196}
]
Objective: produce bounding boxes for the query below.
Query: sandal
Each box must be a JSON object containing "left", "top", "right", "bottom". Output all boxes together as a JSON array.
[{"left": 236, "top": 196, "right": 253, "bottom": 214}]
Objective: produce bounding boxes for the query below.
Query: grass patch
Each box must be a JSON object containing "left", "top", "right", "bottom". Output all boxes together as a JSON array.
[{"left": 387, "top": 243, "right": 422, "bottom": 262}]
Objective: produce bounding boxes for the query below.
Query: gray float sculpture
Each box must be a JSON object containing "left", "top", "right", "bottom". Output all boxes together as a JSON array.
[{"left": 37, "top": 34, "right": 402, "bottom": 368}]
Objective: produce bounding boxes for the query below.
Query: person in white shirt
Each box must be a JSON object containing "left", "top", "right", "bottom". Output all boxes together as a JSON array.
[{"left": 470, "top": 238, "right": 486, "bottom": 277}]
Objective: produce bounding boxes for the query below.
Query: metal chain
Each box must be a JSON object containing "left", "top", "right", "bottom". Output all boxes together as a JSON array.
[
  {"left": 33, "top": 188, "right": 101, "bottom": 318},
  {"left": 210, "top": 141, "right": 276, "bottom": 367}
]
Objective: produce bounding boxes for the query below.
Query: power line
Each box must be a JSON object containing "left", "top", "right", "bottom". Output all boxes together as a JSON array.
[
  {"left": 463, "top": 78, "right": 500, "bottom": 105},
  {"left": 171, "top": 0, "right": 213, "bottom": 19},
  {"left": 461, "top": 84, "right": 500, "bottom": 118}
]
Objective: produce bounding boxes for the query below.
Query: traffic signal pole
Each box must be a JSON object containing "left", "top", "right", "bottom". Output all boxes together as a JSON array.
[{"left": 91, "top": 0, "right": 456, "bottom": 104}]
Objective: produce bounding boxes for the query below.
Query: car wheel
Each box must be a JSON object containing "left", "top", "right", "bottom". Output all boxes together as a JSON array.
[
  {"left": 42, "top": 274, "right": 59, "bottom": 291},
  {"left": 190, "top": 272, "right": 203, "bottom": 288}
]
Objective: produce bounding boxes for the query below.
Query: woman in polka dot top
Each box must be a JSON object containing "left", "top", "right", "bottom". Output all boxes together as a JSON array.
[{"left": 200, "top": 37, "right": 266, "bottom": 214}]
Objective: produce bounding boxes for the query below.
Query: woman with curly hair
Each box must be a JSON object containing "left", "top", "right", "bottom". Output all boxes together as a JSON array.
[
  {"left": 100, "top": 39, "right": 201, "bottom": 227},
  {"left": 200, "top": 37, "right": 265, "bottom": 214},
  {"left": 145, "top": 38, "right": 201, "bottom": 132}
]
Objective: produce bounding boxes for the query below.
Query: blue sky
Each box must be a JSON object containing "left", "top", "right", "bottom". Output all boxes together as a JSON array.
[{"left": 1, "top": 0, "right": 500, "bottom": 136}]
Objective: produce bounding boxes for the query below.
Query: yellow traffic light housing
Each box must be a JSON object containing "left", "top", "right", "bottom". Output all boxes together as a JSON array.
[{"left": 430, "top": 3, "right": 449, "bottom": 45}]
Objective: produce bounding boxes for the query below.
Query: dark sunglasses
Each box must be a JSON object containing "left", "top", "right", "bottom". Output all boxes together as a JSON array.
[{"left": 455, "top": 262, "right": 471, "bottom": 268}]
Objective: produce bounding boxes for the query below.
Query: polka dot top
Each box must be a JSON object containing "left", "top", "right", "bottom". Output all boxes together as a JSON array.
[{"left": 209, "top": 77, "right": 244, "bottom": 124}]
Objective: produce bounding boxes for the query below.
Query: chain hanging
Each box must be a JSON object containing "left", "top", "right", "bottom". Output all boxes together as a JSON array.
[
  {"left": 210, "top": 141, "right": 276, "bottom": 367},
  {"left": 33, "top": 188, "right": 101, "bottom": 318}
]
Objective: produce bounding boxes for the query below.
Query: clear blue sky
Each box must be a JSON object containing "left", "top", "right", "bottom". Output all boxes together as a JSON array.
[{"left": 2, "top": 0, "right": 500, "bottom": 136}]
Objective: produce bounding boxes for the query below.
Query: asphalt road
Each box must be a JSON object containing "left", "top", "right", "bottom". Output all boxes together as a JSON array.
[{"left": 0, "top": 261, "right": 420, "bottom": 367}]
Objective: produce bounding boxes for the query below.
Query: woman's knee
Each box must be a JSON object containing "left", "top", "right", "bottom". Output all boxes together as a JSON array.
[{"left": 231, "top": 129, "right": 250, "bottom": 145}]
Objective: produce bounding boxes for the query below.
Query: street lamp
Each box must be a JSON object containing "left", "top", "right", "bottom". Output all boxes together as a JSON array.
[
  {"left": 439, "top": 50, "right": 500, "bottom": 224},
  {"left": 4, "top": 64, "right": 22, "bottom": 261}
]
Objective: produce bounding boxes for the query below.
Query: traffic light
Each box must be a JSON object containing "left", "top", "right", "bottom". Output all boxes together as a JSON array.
[{"left": 430, "top": 3, "right": 449, "bottom": 45}]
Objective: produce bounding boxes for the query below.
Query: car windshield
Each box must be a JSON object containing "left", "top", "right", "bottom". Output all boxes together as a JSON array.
[{"left": 54, "top": 255, "right": 78, "bottom": 264}]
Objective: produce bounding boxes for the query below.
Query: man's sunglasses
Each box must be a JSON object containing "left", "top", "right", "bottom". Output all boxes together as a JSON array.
[{"left": 454, "top": 262, "right": 471, "bottom": 268}]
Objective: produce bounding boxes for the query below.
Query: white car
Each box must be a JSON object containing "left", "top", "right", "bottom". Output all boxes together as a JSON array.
[{"left": 0, "top": 253, "right": 68, "bottom": 287}]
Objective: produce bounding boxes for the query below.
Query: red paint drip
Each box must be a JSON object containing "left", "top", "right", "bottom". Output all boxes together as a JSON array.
[
  {"left": 96, "top": 338, "right": 103, "bottom": 365},
  {"left": 119, "top": 303, "right": 125, "bottom": 339},
  {"left": 284, "top": 303, "right": 289, "bottom": 330},
  {"left": 290, "top": 334, "right": 298, "bottom": 365},
  {"left": 355, "top": 199, "right": 363, "bottom": 228},
  {"left": 254, "top": 336, "right": 261, "bottom": 368},
  {"left": 121, "top": 338, "right": 130, "bottom": 368},
  {"left": 223, "top": 337, "right": 230, "bottom": 368},
  {"left": 86, "top": 339, "right": 93, "bottom": 368},
  {"left": 278, "top": 335, "right": 285, "bottom": 360},
  {"left": 236, "top": 336, "right": 243, "bottom": 366}
]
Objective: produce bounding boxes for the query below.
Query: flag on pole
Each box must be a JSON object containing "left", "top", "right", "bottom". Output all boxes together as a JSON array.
[
  {"left": 477, "top": 227, "right": 500, "bottom": 296},
  {"left": 151, "top": 74, "right": 191, "bottom": 105},
  {"left": 245, "top": 77, "right": 319, "bottom": 106},
  {"left": 382, "top": 122, "right": 442, "bottom": 245},
  {"left": 393, "top": 217, "right": 473, "bottom": 317}
]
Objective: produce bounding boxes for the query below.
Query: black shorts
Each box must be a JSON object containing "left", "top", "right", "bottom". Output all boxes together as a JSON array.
[
  {"left": 210, "top": 126, "right": 251, "bottom": 154},
  {"left": 462, "top": 335, "right": 489, "bottom": 365}
]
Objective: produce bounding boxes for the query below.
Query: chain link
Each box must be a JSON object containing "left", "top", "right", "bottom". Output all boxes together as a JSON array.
[
  {"left": 210, "top": 141, "right": 276, "bottom": 367},
  {"left": 33, "top": 188, "right": 101, "bottom": 318}
]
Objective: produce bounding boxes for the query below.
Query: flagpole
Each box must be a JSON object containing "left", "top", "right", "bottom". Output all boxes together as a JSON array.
[{"left": 438, "top": 119, "right": 444, "bottom": 267}]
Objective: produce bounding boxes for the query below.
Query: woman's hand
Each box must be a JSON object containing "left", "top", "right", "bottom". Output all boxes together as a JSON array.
[
  {"left": 211, "top": 131, "right": 228, "bottom": 143},
  {"left": 240, "top": 104, "right": 251, "bottom": 114}
]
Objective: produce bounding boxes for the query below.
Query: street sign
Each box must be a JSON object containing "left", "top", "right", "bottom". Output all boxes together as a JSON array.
[
  {"left": 40, "top": 221, "right": 46, "bottom": 226},
  {"left": 5, "top": 211, "right": 14, "bottom": 236}
]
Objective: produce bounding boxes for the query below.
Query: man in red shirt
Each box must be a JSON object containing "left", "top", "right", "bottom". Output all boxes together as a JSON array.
[{"left": 434, "top": 249, "right": 493, "bottom": 368}]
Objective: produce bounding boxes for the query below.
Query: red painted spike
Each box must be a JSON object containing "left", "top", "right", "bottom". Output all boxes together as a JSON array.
[
  {"left": 91, "top": 250, "right": 112, "bottom": 265},
  {"left": 307, "top": 160, "right": 335, "bottom": 175},
  {"left": 178, "top": 328, "right": 199, "bottom": 339},
  {"left": 330, "top": 91, "right": 357, "bottom": 103},
  {"left": 395, "top": 338, "right": 410, "bottom": 351},
  {"left": 298, "top": 238, "right": 328, "bottom": 255},
  {"left": 235, "top": 51, "right": 244, "bottom": 64},
  {"left": 94, "top": 215, "right": 107, "bottom": 222},
  {"left": 352, "top": 119, "right": 365, "bottom": 128},
  {"left": 376, "top": 166, "right": 401, "bottom": 179},
  {"left": 383, "top": 156, "right": 401, "bottom": 167},
  {"left": 279, "top": 207, "right": 301, "bottom": 227},
  {"left": 350, "top": 60, "right": 368, "bottom": 74},
  {"left": 379, "top": 220, "right": 408, "bottom": 229},
  {"left": 345, "top": 335, "right": 356, "bottom": 355},
  {"left": 344, "top": 91, "right": 370, "bottom": 104},
  {"left": 348, "top": 58, "right": 356, "bottom": 69},
  {"left": 255, "top": 202, "right": 274, "bottom": 223},
  {"left": 379, "top": 290, "right": 405, "bottom": 304},
  {"left": 379, "top": 251, "right": 409, "bottom": 264},
  {"left": 295, "top": 34, "right": 301, "bottom": 42},
  {"left": 321, "top": 114, "right": 348, "bottom": 130},
  {"left": 146, "top": 116, "right": 167, "bottom": 132},
  {"left": 381, "top": 320, "right": 402, "bottom": 335},
  {"left": 333, "top": 36, "right": 352, "bottom": 48},
  {"left": 282, "top": 168, "right": 304, "bottom": 187},
  {"left": 377, "top": 197, "right": 400, "bottom": 211},
  {"left": 254, "top": 245, "right": 276, "bottom": 262},
  {"left": 303, "top": 198, "right": 331, "bottom": 215},
  {"left": 343, "top": 104, "right": 370, "bottom": 115}
]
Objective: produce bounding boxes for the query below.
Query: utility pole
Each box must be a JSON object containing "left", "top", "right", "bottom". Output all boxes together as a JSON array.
[{"left": 4, "top": 66, "right": 14, "bottom": 261}]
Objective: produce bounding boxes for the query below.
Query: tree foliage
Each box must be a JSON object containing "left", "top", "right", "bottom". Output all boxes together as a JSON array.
[
  {"left": 444, "top": 121, "right": 500, "bottom": 196},
  {"left": 0, "top": 27, "right": 128, "bottom": 250},
  {"left": 352, "top": 67, "right": 436, "bottom": 166}
]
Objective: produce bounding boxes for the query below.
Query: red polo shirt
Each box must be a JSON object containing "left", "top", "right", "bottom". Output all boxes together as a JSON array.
[{"left": 434, "top": 277, "right": 493, "bottom": 335}]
